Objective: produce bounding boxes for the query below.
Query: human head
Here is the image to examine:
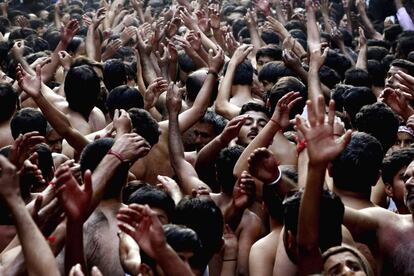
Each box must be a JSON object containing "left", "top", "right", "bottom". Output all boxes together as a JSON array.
[
  {"left": 45, "top": 124, "right": 63, "bottom": 153},
  {"left": 319, "top": 65, "right": 341, "bottom": 89},
  {"left": 10, "top": 108, "right": 47, "bottom": 139},
  {"left": 192, "top": 110, "right": 227, "bottom": 151},
  {"left": 382, "top": 147, "right": 414, "bottom": 214},
  {"left": 223, "top": 59, "right": 254, "bottom": 86},
  {"left": 393, "top": 126, "right": 414, "bottom": 151},
  {"left": 237, "top": 103, "right": 269, "bottom": 147},
  {"left": 163, "top": 224, "right": 202, "bottom": 272},
  {"left": 386, "top": 59, "right": 414, "bottom": 88},
  {"left": 80, "top": 138, "right": 129, "bottom": 199},
  {"left": 0, "top": 84, "right": 18, "bottom": 122},
  {"left": 258, "top": 61, "right": 295, "bottom": 91},
  {"left": 331, "top": 132, "right": 383, "bottom": 194},
  {"left": 342, "top": 86, "right": 376, "bottom": 126},
  {"left": 103, "top": 59, "right": 127, "bottom": 91},
  {"left": 256, "top": 45, "right": 282, "bottom": 72},
  {"left": 283, "top": 189, "right": 344, "bottom": 263},
  {"left": 331, "top": 84, "right": 353, "bottom": 112},
  {"left": 267, "top": 76, "right": 307, "bottom": 117},
  {"left": 355, "top": 102, "right": 399, "bottom": 152},
  {"left": 128, "top": 108, "right": 160, "bottom": 147},
  {"left": 396, "top": 35, "right": 414, "bottom": 59},
  {"left": 106, "top": 85, "right": 144, "bottom": 118},
  {"left": 324, "top": 50, "right": 352, "bottom": 78},
  {"left": 185, "top": 69, "right": 218, "bottom": 105},
  {"left": 174, "top": 197, "right": 224, "bottom": 270},
  {"left": 367, "top": 46, "right": 389, "bottom": 61},
  {"left": 31, "top": 143, "right": 54, "bottom": 192},
  {"left": 344, "top": 68, "right": 372, "bottom": 87},
  {"left": 127, "top": 185, "right": 175, "bottom": 224},
  {"left": 367, "top": 59, "right": 386, "bottom": 87},
  {"left": 322, "top": 245, "right": 374, "bottom": 276},
  {"left": 215, "top": 145, "right": 245, "bottom": 194},
  {"left": 65, "top": 64, "right": 100, "bottom": 119}
]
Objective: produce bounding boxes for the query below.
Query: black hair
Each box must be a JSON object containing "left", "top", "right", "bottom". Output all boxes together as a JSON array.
[
  {"left": 103, "top": 59, "right": 127, "bottom": 91},
  {"left": 342, "top": 86, "right": 376, "bottom": 126},
  {"left": 42, "top": 29, "right": 61, "bottom": 50},
  {"left": 382, "top": 147, "right": 414, "bottom": 185},
  {"left": 199, "top": 109, "right": 227, "bottom": 136},
  {"left": 396, "top": 35, "right": 414, "bottom": 59},
  {"left": 367, "top": 39, "right": 391, "bottom": 50},
  {"left": 10, "top": 108, "right": 47, "bottom": 139},
  {"left": 66, "top": 36, "right": 84, "bottom": 55},
  {"left": 324, "top": 50, "right": 352, "bottom": 78},
  {"left": 367, "top": 46, "right": 389, "bottom": 61},
  {"left": 367, "top": 59, "right": 386, "bottom": 87},
  {"left": 65, "top": 64, "right": 100, "bottom": 119},
  {"left": 215, "top": 145, "right": 245, "bottom": 193},
  {"left": 185, "top": 69, "right": 208, "bottom": 103},
  {"left": 0, "top": 16, "right": 10, "bottom": 35},
  {"left": 283, "top": 189, "right": 343, "bottom": 258},
  {"left": 261, "top": 31, "right": 280, "bottom": 45},
  {"left": 284, "top": 20, "right": 306, "bottom": 33},
  {"left": 178, "top": 51, "right": 196, "bottom": 73},
  {"left": 344, "top": 68, "right": 372, "bottom": 88},
  {"left": 223, "top": 60, "right": 254, "bottom": 86},
  {"left": 390, "top": 59, "right": 414, "bottom": 75},
  {"left": 383, "top": 24, "right": 402, "bottom": 45},
  {"left": 106, "top": 85, "right": 144, "bottom": 118},
  {"left": 355, "top": 102, "right": 399, "bottom": 152},
  {"left": 232, "top": 19, "right": 247, "bottom": 38},
  {"left": 174, "top": 197, "right": 224, "bottom": 269},
  {"left": 256, "top": 45, "right": 282, "bottom": 63},
  {"left": 262, "top": 183, "right": 284, "bottom": 222},
  {"left": 163, "top": 224, "right": 202, "bottom": 255},
  {"left": 128, "top": 185, "right": 175, "bottom": 222},
  {"left": 240, "top": 102, "right": 270, "bottom": 118},
  {"left": 128, "top": 108, "right": 160, "bottom": 147},
  {"left": 267, "top": 76, "right": 307, "bottom": 117},
  {"left": 0, "top": 84, "right": 18, "bottom": 122},
  {"left": 289, "top": 29, "right": 307, "bottom": 42},
  {"left": 332, "top": 132, "right": 384, "bottom": 194},
  {"left": 319, "top": 65, "right": 341, "bottom": 89},
  {"left": 79, "top": 138, "right": 129, "bottom": 199},
  {"left": 258, "top": 61, "right": 295, "bottom": 84},
  {"left": 330, "top": 84, "right": 353, "bottom": 112}
]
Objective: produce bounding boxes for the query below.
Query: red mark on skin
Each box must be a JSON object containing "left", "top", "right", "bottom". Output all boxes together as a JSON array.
[{"left": 47, "top": 236, "right": 56, "bottom": 243}]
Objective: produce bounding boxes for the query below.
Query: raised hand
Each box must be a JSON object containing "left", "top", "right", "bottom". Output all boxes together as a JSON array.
[
  {"left": 282, "top": 49, "right": 302, "bottom": 71},
  {"left": 295, "top": 96, "right": 352, "bottom": 165},
  {"left": 92, "top": 7, "right": 106, "bottom": 29},
  {"left": 230, "top": 44, "right": 253, "bottom": 66},
  {"left": 16, "top": 63, "right": 42, "bottom": 98},
  {"left": 208, "top": 46, "right": 225, "bottom": 73},
  {"left": 54, "top": 165, "right": 93, "bottom": 223},
  {"left": 144, "top": 77, "right": 168, "bottom": 110},
  {"left": 0, "top": 155, "right": 20, "bottom": 200},
  {"left": 395, "top": 71, "right": 414, "bottom": 98},
  {"left": 358, "top": 27, "right": 366, "bottom": 49},
  {"left": 166, "top": 82, "right": 182, "bottom": 114},
  {"left": 220, "top": 115, "right": 248, "bottom": 143},
  {"left": 120, "top": 26, "right": 137, "bottom": 45},
  {"left": 117, "top": 204, "right": 166, "bottom": 259},
  {"left": 248, "top": 147, "right": 280, "bottom": 183},
  {"left": 271, "top": 91, "right": 302, "bottom": 130},
  {"left": 61, "top": 19, "right": 80, "bottom": 45},
  {"left": 111, "top": 133, "right": 151, "bottom": 162},
  {"left": 379, "top": 87, "right": 414, "bottom": 119},
  {"left": 186, "top": 31, "right": 202, "bottom": 51},
  {"left": 9, "top": 131, "right": 45, "bottom": 169},
  {"left": 58, "top": 50, "right": 72, "bottom": 71},
  {"left": 113, "top": 109, "right": 132, "bottom": 136},
  {"left": 208, "top": 4, "right": 221, "bottom": 29},
  {"left": 233, "top": 171, "right": 256, "bottom": 210},
  {"left": 11, "top": 40, "right": 25, "bottom": 58},
  {"left": 136, "top": 27, "right": 152, "bottom": 55}
]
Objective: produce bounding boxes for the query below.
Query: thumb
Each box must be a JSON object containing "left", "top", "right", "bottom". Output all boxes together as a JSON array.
[
  {"left": 35, "top": 64, "right": 42, "bottom": 79},
  {"left": 83, "top": 169, "right": 93, "bottom": 195}
]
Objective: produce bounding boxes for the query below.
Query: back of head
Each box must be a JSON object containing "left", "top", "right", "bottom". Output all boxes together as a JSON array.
[
  {"left": 103, "top": 59, "right": 127, "bottom": 91},
  {"left": 223, "top": 59, "right": 254, "bottom": 86},
  {"left": 128, "top": 108, "right": 160, "bottom": 147},
  {"left": 80, "top": 138, "right": 128, "bottom": 199},
  {"left": 185, "top": 69, "right": 208, "bottom": 103},
  {"left": 283, "top": 189, "right": 343, "bottom": 256},
  {"left": 319, "top": 65, "right": 341, "bottom": 89},
  {"left": 382, "top": 147, "right": 414, "bottom": 185},
  {"left": 127, "top": 185, "right": 175, "bottom": 223},
  {"left": 215, "top": 145, "right": 245, "bottom": 193},
  {"left": 258, "top": 61, "right": 295, "bottom": 84},
  {"left": 355, "top": 102, "right": 399, "bottom": 151},
  {"left": 106, "top": 85, "right": 144, "bottom": 118},
  {"left": 332, "top": 132, "right": 384, "bottom": 194},
  {"left": 325, "top": 50, "right": 352, "bottom": 78},
  {"left": 268, "top": 76, "right": 307, "bottom": 117},
  {"left": 174, "top": 197, "right": 224, "bottom": 269},
  {"left": 0, "top": 84, "right": 18, "bottom": 122},
  {"left": 367, "top": 46, "right": 389, "bottom": 61},
  {"left": 367, "top": 59, "right": 386, "bottom": 87},
  {"left": 10, "top": 108, "right": 47, "bottom": 139},
  {"left": 199, "top": 109, "right": 227, "bottom": 136},
  {"left": 256, "top": 45, "right": 282, "bottom": 63},
  {"left": 396, "top": 35, "right": 414, "bottom": 59},
  {"left": 65, "top": 64, "right": 100, "bottom": 118},
  {"left": 342, "top": 86, "right": 376, "bottom": 126},
  {"left": 163, "top": 224, "right": 202, "bottom": 256},
  {"left": 344, "top": 68, "right": 372, "bottom": 87}
]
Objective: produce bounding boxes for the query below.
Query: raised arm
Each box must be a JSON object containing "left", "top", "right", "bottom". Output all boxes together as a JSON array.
[
  {"left": 296, "top": 97, "right": 352, "bottom": 274},
  {"left": 215, "top": 45, "right": 253, "bottom": 120},
  {"left": 166, "top": 82, "right": 211, "bottom": 195},
  {"left": 0, "top": 156, "right": 59, "bottom": 276},
  {"left": 355, "top": 27, "right": 368, "bottom": 70}
]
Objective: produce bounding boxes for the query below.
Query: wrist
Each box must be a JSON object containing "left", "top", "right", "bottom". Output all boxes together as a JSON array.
[{"left": 207, "top": 69, "right": 219, "bottom": 78}]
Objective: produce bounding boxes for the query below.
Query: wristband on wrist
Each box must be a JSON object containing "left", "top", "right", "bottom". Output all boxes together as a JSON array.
[
  {"left": 107, "top": 149, "right": 125, "bottom": 162},
  {"left": 296, "top": 139, "right": 307, "bottom": 154},
  {"left": 270, "top": 118, "right": 282, "bottom": 129},
  {"left": 267, "top": 166, "right": 282, "bottom": 187}
]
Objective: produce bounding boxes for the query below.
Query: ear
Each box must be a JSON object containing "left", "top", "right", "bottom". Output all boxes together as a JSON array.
[{"left": 384, "top": 183, "right": 394, "bottom": 198}]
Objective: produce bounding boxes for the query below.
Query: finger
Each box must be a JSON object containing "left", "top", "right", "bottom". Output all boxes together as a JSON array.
[
  {"left": 83, "top": 169, "right": 93, "bottom": 195},
  {"left": 316, "top": 95, "right": 325, "bottom": 125},
  {"left": 307, "top": 100, "right": 317, "bottom": 127},
  {"left": 327, "top": 100, "right": 335, "bottom": 126}
]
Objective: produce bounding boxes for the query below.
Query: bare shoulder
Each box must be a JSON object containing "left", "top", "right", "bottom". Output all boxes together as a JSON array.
[{"left": 241, "top": 209, "right": 263, "bottom": 232}]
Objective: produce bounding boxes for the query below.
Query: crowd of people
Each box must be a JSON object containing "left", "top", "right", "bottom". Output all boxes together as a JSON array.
[{"left": 1, "top": 0, "right": 414, "bottom": 275}]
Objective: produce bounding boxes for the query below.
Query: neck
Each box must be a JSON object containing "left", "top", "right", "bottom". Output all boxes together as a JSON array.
[
  {"left": 333, "top": 186, "right": 373, "bottom": 206},
  {"left": 270, "top": 217, "right": 283, "bottom": 230},
  {"left": 231, "top": 85, "right": 252, "bottom": 98}
]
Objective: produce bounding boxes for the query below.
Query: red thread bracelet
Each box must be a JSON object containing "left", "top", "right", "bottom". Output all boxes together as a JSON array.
[
  {"left": 108, "top": 149, "right": 124, "bottom": 162},
  {"left": 297, "top": 140, "right": 307, "bottom": 154}
]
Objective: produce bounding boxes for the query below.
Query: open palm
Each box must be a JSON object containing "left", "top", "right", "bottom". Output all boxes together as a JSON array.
[{"left": 16, "top": 64, "right": 41, "bottom": 98}]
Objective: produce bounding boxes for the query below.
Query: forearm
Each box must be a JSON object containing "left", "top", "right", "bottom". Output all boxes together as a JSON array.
[
  {"left": 155, "top": 244, "right": 195, "bottom": 276},
  {"left": 359, "top": 10, "right": 382, "bottom": 39},
  {"left": 356, "top": 47, "right": 368, "bottom": 70},
  {"left": 141, "top": 54, "right": 159, "bottom": 85},
  {"left": 65, "top": 222, "right": 86, "bottom": 275},
  {"left": 215, "top": 64, "right": 238, "bottom": 119},
  {"left": 41, "top": 41, "right": 67, "bottom": 84},
  {"left": 168, "top": 112, "right": 186, "bottom": 175},
  {"left": 7, "top": 196, "right": 59, "bottom": 276},
  {"left": 234, "top": 121, "right": 281, "bottom": 177},
  {"left": 213, "top": 29, "right": 226, "bottom": 52},
  {"left": 86, "top": 26, "right": 98, "bottom": 61},
  {"left": 308, "top": 66, "right": 324, "bottom": 106}
]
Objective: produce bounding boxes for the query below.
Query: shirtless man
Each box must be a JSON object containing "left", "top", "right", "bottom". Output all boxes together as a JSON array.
[{"left": 0, "top": 84, "right": 18, "bottom": 148}]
